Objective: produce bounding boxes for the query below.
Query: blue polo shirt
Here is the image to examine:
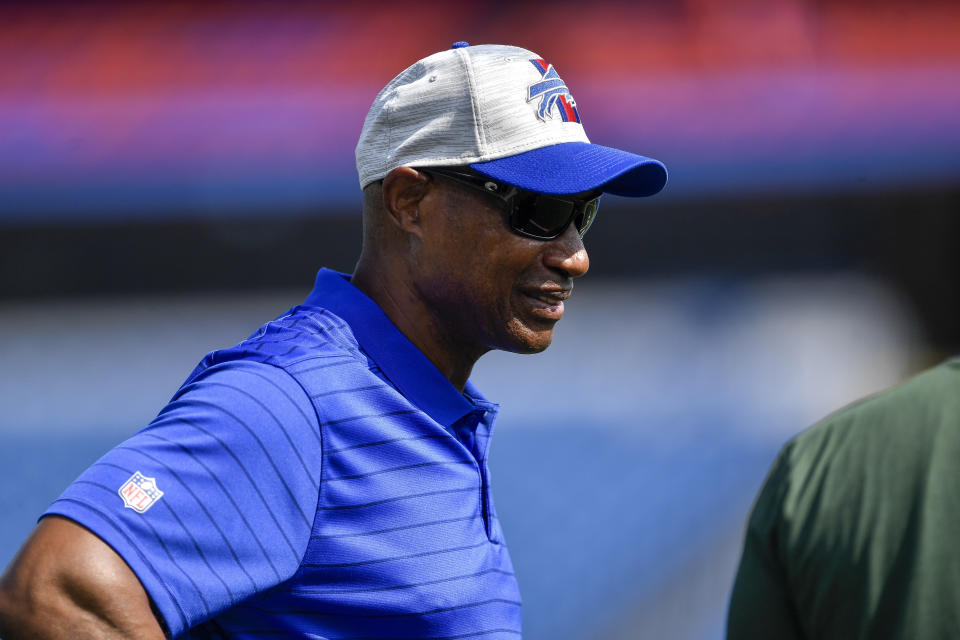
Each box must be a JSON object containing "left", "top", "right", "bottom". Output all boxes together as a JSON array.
[{"left": 44, "top": 268, "right": 522, "bottom": 639}]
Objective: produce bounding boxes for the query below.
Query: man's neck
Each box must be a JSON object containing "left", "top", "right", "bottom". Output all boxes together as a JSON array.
[{"left": 351, "top": 259, "right": 480, "bottom": 392}]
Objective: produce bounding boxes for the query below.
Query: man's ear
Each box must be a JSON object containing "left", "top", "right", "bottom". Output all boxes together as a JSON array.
[{"left": 381, "top": 167, "right": 430, "bottom": 235}]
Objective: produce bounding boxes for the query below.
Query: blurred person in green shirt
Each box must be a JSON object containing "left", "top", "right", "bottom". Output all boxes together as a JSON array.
[{"left": 727, "top": 357, "right": 960, "bottom": 639}]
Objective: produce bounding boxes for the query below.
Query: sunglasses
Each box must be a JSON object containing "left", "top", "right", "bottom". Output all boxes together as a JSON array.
[{"left": 423, "top": 167, "right": 601, "bottom": 240}]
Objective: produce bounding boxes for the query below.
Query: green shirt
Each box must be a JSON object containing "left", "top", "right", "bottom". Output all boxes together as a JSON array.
[{"left": 727, "top": 357, "right": 960, "bottom": 640}]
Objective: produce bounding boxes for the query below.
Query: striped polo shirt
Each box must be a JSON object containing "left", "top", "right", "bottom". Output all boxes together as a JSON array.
[{"left": 44, "top": 268, "right": 522, "bottom": 639}]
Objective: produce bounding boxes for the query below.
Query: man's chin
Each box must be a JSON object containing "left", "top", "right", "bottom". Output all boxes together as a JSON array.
[{"left": 503, "top": 324, "right": 555, "bottom": 354}]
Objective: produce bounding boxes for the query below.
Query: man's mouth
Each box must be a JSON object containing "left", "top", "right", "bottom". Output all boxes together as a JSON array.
[
  {"left": 519, "top": 287, "right": 572, "bottom": 321},
  {"left": 529, "top": 290, "right": 570, "bottom": 305}
]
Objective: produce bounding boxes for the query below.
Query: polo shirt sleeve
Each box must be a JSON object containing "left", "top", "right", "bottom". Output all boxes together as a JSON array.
[{"left": 42, "top": 360, "right": 322, "bottom": 637}]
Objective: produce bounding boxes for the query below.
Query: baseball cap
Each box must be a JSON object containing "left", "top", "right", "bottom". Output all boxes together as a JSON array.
[{"left": 355, "top": 42, "right": 667, "bottom": 197}]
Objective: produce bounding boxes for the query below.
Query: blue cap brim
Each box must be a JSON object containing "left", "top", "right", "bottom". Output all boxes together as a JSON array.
[{"left": 470, "top": 141, "right": 667, "bottom": 197}]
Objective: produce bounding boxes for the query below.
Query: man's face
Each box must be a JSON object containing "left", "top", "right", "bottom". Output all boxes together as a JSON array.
[{"left": 412, "top": 172, "right": 591, "bottom": 358}]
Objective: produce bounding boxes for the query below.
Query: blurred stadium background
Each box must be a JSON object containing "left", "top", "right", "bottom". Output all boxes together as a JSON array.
[{"left": 1, "top": 1, "right": 958, "bottom": 638}]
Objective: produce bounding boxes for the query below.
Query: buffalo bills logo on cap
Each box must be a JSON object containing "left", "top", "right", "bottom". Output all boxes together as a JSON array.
[{"left": 527, "top": 59, "right": 581, "bottom": 123}]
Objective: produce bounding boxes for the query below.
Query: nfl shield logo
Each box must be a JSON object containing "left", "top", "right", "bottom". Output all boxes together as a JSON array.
[{"left": 118, "top": 471, "right": 164, "bottom": 513}]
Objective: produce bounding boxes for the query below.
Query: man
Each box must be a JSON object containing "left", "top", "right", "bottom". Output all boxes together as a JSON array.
[
  {"left": 727, "top": 357, "right": 960, "bottom": 639},
  {"left": 0, "top": 42, "right": 666, "bottom": 638}
]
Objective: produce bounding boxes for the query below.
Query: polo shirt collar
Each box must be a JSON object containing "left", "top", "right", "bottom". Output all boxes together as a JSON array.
[{"left": 303, "top": 268, "right": 489, "bottom": 428}]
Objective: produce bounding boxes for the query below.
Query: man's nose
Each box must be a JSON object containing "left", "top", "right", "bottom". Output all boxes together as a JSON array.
[{"left": 542, "top": 222, "right": 590, "bottom": 279}]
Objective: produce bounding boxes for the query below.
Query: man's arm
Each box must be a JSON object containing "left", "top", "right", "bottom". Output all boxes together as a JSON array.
[
  {"left": 726, "top": 447, "right": 804, "bottom": 640},
  {"left": 5, "top": 360, "right": 323, "bottom": 637},
  {"left": 0, "top": 516, "right": 166, "bottom": 640},
  {"left": 726, "top": 519, "right": 803, "bottom": 640}
]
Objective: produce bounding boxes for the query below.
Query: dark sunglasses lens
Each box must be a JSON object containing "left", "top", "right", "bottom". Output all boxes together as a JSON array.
[
  {"left": 512, "top": 193, "right": 576, "bottom": 239},
  {"left": 512, "top": 193, "right": 601, "bottom": 239},
  {"left": 576, "top": 197, "right": 600, "bottom": 237}
]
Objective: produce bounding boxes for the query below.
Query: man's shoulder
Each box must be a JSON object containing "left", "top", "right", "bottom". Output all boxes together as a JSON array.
[
  {"left": 201, "top": 304, "right": 367, "bottom": 370},
  {"left": 781, "top": 357, "right": 960, "bottom": 475},
  {"left": 804, "top": 357, "right": 959, "bottom": 438},
  {"left": 175, "top": 304, "right": 381, "bottom": 402}
]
